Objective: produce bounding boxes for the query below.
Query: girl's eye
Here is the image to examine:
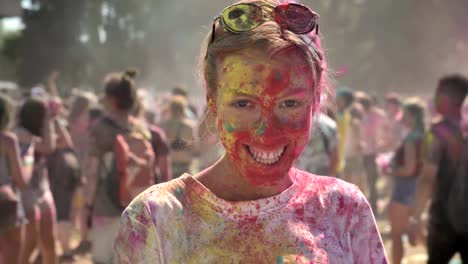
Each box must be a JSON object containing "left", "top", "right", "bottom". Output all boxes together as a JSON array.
[
  {"left": 231, "top": 100, "right": 253, "bottom": 108},
  {"left": 280, "top": 100, "right": 301, "bottom": 108}
]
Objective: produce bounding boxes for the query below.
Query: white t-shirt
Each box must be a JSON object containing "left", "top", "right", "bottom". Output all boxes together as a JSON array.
[{"left": 113, "top": 169, "right": 388, "bottom": 263}]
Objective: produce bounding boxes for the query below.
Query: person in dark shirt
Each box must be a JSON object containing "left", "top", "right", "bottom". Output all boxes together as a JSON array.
[{"left": 410, "top": 74, "right": 468, "bottom": 263}]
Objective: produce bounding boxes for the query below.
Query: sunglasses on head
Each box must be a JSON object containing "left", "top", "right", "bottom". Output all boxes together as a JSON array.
[{"left": 211, "top": 2, "right": 319, "bottom": 43}]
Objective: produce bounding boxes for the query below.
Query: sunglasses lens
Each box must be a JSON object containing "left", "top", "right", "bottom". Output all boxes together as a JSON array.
[
  {"left": 222, "top": 4, "right": 263, "bottom": 33},
  {"left": 274, "top": 4, "right": 317, "bottom": 34}
]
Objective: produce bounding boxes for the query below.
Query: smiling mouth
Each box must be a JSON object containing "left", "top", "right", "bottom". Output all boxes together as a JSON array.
[{"left": 246, "top": 145, "right": 286, "bottom": 165}]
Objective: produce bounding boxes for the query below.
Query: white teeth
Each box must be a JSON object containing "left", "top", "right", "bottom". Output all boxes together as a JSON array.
[{"left": 248, "top": 146, "right": 285, "bottom": 165}]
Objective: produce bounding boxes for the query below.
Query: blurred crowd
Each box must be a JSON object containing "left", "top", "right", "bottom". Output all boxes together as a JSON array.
[{"left": 0, "top": 69, "right": 467, "bottom": 264}]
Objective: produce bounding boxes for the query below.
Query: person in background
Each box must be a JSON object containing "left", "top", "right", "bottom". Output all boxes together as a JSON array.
[
  {"left": 74, "top": 106, "right": 104, "bottom": 254},
  {"left": 384, "top": 93, "right": 405, "bottom": 152},
  {"left": 335, "top": 87, "right": 355, "bottom": 178},
  {"left": 149, "top": 124, "right": 172, "bottom": 182},
  {"left": 343, "top": 102, "right": 366, "bottom": 191},
  {"left": 46, "top": 105, "right": 81, "bottom": 261},
  {"left": 0, "top": 94, "right": 31, "bottom": 264},
  {"left": 132, "top": 98, "right": 172, "bottom": 182},
  {"left": 296, "top": 109, "right": 338, "bottom": 176},
  {"left": 388, "top": 98, "right": 425, "bottom": 264},
  {"left": 67, "top": 92, "right": 96, "bottom": 243},
  {"left": 160, "top": 96, "right": 198, "bottom": 178},
  {"left": 83, "top": 69, "right": 144, "bottom": 263},
  {"left": 462, "top": 101, "right": 468, "bottom": 136},
  {"left": 16, "top": 97, "right": 58, "bottom": 264},
  {"left": 114, "top": 0, "right": 387, "bottom": 262},
  {"left": 410, "top": 74, "right": 468, "bottom": 263},
  {"left": 68, "top": 92, "right": 96, "bottom": 163},
  {"left": 172, "top": 85, "right": 199, "bottom": 119},
  {"left": 197, "top": 106, "right": 225, "bottom": 172},
  {"left": 356, "top": 91, "right": 387, "bottom": 215}
]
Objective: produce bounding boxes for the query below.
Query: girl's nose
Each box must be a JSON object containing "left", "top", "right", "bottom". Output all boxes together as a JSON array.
[{"left": 254, "top": 114, "right": 284, "bottom": 144}]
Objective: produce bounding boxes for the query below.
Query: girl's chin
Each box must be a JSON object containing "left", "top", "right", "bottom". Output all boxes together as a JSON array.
[{"left": 238, "top": 160, "right": 294, "bottom": 186}]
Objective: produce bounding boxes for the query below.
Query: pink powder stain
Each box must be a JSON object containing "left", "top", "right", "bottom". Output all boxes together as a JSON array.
[
  {"left": 137, "top": 212, "right": 150, "bottom": 226},
  {"left": 338, "top": 196, "right": 345, "bottom": 210},
  {"left": 265, "top": 68, "right": 290, "bottom": 96},
  {"left": 294, "top": 206, "right": 305, "bottom": 220},
  {"left": 215, "top": 51, "right": 315, "bottom": 187},
  {"left": 127, "top": 229, "right": 147, "bottom": 245}
]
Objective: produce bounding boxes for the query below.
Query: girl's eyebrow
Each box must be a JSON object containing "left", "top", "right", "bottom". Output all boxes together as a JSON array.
[
  {"left": 223, "top": 88, "right": 259, "bottom": 99},
  {"left": 281, "top": 88, "right": 308, "bottom": 98}
]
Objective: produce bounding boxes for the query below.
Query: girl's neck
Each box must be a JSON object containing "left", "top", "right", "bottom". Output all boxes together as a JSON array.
[{"left": 195, "top": 155, "right": 294, "bottom": 202}]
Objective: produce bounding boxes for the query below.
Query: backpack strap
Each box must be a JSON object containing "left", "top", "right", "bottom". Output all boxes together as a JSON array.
[{"left": 101, "top": 116, "right": 131, "bottom": 134}]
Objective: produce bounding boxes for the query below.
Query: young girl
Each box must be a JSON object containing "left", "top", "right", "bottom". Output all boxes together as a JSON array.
[
  {"left": 0, "top": 94, "right": 30, "bottom": 264},
  {"left": 389, "top": 99, "right": 425, "bottom": 264},
  {"left": 114, "top": 0, "right": 388, "bottom": 262},
  {"left": 16, "top": 97, "right": 58, "bottom": 264}
]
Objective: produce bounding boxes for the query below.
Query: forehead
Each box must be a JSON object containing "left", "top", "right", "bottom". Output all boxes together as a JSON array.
[{"left": 216, "top": 48, "right": 313, "bottom": 94}]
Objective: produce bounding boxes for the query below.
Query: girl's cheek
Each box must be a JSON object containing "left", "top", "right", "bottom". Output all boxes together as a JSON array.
[
  {"left": 218, "top": 120, "right": 242, "bottom": 149},
  {"left": 279, "top": 110, "right": 311, "bottom": 133}
]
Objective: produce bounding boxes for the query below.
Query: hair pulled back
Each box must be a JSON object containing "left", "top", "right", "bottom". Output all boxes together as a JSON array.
[
  {"left": 19, "top": 97, "right": 47, "bottom": 137},
  {"left": 104, "top": 68, "right": 138, "bottom": 111},
  {"left": 403, "top": 98, "right": 426, "bottom": 133}
]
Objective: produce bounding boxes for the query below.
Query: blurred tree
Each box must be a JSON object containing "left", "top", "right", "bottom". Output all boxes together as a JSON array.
[
  {"left": 0, "top": 30, "right": 20, "bottom": 80},
  {"left": 309, "top": 0, "right": 468, "bottom": 95},
  {"left": 1, "top": 0, "right": 467, "bottom": 95},
  {"left": 14, "top": 0, "right": 87, "bottom": 89}
]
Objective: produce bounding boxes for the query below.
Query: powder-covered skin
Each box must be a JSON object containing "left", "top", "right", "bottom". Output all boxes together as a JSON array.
[
  {"left": 213, "top": 48, "right": 314, "bottom": 187},
  {"left": 113, "top": 169, "right": 388, "bottom": 263}
]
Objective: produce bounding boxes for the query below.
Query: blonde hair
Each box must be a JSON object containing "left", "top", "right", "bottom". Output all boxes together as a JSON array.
[
  {"left": 0, "top": 94, "right": 14, "bottom": 132},
  {"left": 170, "top": 95, "right": 188, "bottom": 118},
  {"left": 403, "top": 97, "right": 426, "bottom": 133},
  {"left": 198, "top": 0, "right": 328, "bottom": 138},
  {"left": 68, "top": 92, "right": 94, "bottom": 124}
]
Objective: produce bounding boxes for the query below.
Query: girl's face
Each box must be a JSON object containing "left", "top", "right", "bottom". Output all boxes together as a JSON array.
[
  {"left": 402, "top": 110, "right": 415, "bottom": 129},
  {"left": 213, "top": 48, "right": 315, "bottom": 186}
]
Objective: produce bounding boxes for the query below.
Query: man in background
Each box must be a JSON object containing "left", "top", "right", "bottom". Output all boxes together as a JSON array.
[{"left": 411, "top": 74, "right": 468, "bottom": 263}]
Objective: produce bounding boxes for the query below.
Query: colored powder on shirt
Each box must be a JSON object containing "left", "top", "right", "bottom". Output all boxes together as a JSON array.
[{"left": 114, "top": 169, "right": 388, "bottom": 263}]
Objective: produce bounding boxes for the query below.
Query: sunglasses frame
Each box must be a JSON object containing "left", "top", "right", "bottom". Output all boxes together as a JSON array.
[{"left": 211, "top": 3, "right": 319, "bottom": 43}]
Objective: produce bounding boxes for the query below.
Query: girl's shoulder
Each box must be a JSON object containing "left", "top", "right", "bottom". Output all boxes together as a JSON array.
[
  {"left": 125, "top": 176, "right": 191, "bottom": 214},
  {"left": 295, "top": 170, "right": 368, "bottom": 211},
  {"left": 0, "top": 131, "right": 17, "bottom": 142}
]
